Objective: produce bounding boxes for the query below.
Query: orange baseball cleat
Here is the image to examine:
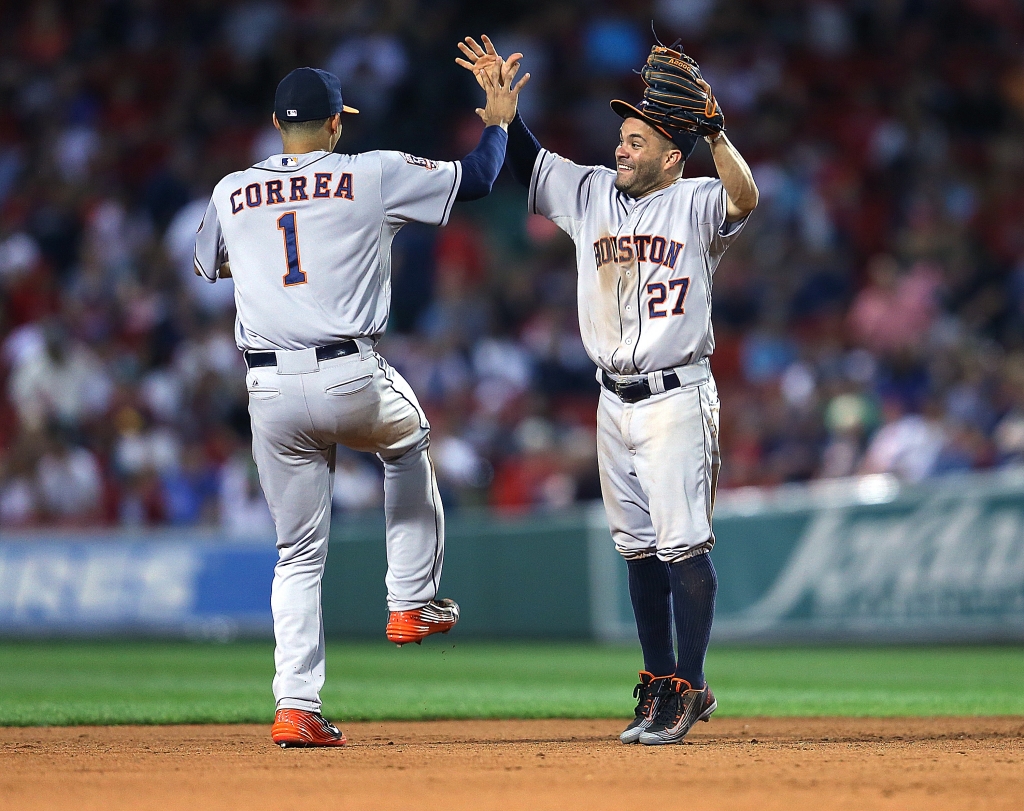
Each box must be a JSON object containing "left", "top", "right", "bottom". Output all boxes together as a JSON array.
[
  {"left": 385, "top": 598, "right": 460, "bottom": 645},
  {"left": 271, "top": 709, "right": 347, "bottom": 748}
]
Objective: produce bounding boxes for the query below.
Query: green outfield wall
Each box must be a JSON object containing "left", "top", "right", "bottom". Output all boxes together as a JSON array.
[
  {"left": 321, "top": 510, "right": 593, "bottom": 638},
  {"left": 322, "top": 470, "right": 1024, "bottom": 642}
]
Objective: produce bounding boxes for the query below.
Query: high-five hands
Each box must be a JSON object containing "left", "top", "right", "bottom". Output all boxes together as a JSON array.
[{"left": 456, "top": 35, "right": 529, "bottom": 128}]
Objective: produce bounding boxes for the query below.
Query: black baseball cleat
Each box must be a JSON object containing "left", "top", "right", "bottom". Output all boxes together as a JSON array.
[
  {"left": 619, "top": 671, "right": 672, "bottom": 744},
  {"left": 637, "top": 678, "right": 717, "bottom": 745}
]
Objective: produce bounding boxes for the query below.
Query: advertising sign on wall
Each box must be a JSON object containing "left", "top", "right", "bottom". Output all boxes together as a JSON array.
[{"left": 0, "top": 534, "right": 277, "bottom": 637}]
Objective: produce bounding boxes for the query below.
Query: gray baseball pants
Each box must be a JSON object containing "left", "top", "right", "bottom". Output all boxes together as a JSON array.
[
  {"left": 597, "top": 368, "right": 721, "bottom": 563},
  {"left": 246, "top": 344, "right": 443, "bottom": 713}
]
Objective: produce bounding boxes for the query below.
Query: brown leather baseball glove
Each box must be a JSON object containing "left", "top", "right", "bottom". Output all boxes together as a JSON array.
[{"left": 639, "top": 46, "right": 725, "bottom": 137}]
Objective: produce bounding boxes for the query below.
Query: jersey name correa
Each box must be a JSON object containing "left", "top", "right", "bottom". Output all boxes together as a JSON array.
[
  {"left": 529, "top": 149, "right": 746, "bottom": 375},
  {"left": 195, "top": 150, "right": 461, "bottom": 352}
]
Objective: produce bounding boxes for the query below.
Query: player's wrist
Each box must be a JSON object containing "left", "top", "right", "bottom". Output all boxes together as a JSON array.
[
  {"left": 481, "top": 111, "right": 513, "bottom": 129},
  {"left": 705, "top": 131, "right": 725, "bottom": 146}
]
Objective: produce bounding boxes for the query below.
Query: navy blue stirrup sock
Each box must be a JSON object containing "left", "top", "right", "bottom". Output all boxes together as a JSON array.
[
  {"left": 669, "top": 552, "right": 718, "bottom": 688},
  {"left": 626, "top": 556, "right": 675, "bottom": 676}
]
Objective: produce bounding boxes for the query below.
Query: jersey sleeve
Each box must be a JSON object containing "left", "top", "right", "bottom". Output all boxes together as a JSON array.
[
  {"left": 193, "top": 196, "right": 225, "bottom": 283},
  {"left": 692, "top": 177, "right": 749, "bottom": 257},
  {"left": 379, "top": 151, "right": 462, "bottom": 227},
  {"left": 529, "top": 149, "right": 604, "bottom": 238}
]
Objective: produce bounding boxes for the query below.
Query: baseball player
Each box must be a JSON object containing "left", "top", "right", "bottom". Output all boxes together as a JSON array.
[
  {"left": 194, "top": 58, "right": 528, "bottom": 747},
  {"left": 458, "top": 36, "right": 757, "bottom": 745}
]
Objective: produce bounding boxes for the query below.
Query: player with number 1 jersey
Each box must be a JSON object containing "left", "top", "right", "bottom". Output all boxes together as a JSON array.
[
  {"left": 194, "top": 58, "right": 528, "bottom": 748},
  {"left": 198, "top": 147, "right": 459, "bottom": 352}
]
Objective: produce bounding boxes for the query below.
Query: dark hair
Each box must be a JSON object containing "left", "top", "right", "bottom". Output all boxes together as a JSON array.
[{"left": 278, "top": 117, "right": 330, "bottom": 136}]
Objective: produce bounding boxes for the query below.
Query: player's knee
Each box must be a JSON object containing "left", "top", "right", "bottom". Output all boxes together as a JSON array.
[
  {"left": 379, "top": 431, "right": 430, "bottom": 464},
  {"left": 616, "top": 546, "right": 657, "bottom": 562}
]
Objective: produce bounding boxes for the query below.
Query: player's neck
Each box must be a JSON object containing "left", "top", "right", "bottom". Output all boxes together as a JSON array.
[{"left": 279, "top": 137, "right": 332, "bottom": 156}]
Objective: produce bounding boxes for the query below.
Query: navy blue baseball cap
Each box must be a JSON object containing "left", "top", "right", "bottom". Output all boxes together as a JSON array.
[
  {"left": 274, "top": 67, "right": 359, "bottom": 123},
  {"left": 610, "top": 99, "right": 699, "bottom": 158}
]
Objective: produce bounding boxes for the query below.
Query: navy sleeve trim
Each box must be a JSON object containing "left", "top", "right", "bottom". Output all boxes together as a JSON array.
[
  {"left": 506, "top": 112, "right": 541, "bottom": 188},
  {"left": 455, "top": 126, "right": 508, "bottom": 202}
]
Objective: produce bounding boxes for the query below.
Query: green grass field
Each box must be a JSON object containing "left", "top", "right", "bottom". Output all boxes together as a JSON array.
[{"left": 1, "top": 640, "right": 1022, "bottom": 726}]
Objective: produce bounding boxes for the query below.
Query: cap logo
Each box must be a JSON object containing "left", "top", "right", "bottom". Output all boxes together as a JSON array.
[{"left": 287, "top": 109, "right": 297, "bottom": 117}]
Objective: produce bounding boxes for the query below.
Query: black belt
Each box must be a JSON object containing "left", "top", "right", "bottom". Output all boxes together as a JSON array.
[
  {"left": 245, "top": 340, "right": 359, "bottom": 369},
  {"left": 602, "top": 370, "right": 681, "bottom": 403}
]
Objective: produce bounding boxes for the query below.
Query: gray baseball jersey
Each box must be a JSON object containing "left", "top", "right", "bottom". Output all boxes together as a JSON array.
[
  {"left": 530, "top": 148, "right": 747, "bottom": 563},
  {"left": 194, "top": 150, "right": 461, "bottom": 351},
  {"left": 194, "top": 148, "right": 460, "bottom": 715},
  {"left": 529, "top": 149, "right": 745, "bottom": 376}
]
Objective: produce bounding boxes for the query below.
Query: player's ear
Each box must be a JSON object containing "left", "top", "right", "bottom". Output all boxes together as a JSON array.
[
  {"left": 273, "top": 113, "right": 281, "bottom": 132},
  {"left": 664, "top": 147, "right": 683, "bottom": 172}
]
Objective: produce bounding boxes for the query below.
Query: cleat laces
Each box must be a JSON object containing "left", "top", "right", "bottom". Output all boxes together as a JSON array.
[
  {"left": 632, "top": 679, "right": 658, "bottom": 719},
  {"left": 651, "top": 681, "right": 684, "bottom": 727}
]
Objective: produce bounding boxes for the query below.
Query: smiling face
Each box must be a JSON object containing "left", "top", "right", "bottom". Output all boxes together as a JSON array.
[{"left": 614, "top": 117, "right": 684, "bottom": 198}]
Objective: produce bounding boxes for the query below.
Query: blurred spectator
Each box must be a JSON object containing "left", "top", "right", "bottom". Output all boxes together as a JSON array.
[
  {"left": 331, "top": 450, "right": 383, "bottom": 514},
  {"left": 583, "top": 17, "right": 644, "bottom": 76},
  {"left": 0, "top": 437, "right": 42, "bottom": 527},
  {"left": 219, "top": 451, "right": 274, "bottom": 538},
  {"left": 326, "top": 31, "right": 409, "bottom": 126},
  {"left": 859, "top": 399, "right": 947, "bottom": 483},
  {"left": 224, "top": 1, "right": 283, "bottom": 62},
  {"left": 7, "top": 323, "right": 111, "bottom": 432},
  {"left": 36, "top": 434, "right": 103, "bottom": 524},
  {"left": 161, "top": 441, "right": 219, "bottom": 525},
  {"left": 820, "top": 389, "right": 879, "bottom": 479},
  {"left": 655, "top": 0, "right": 717, "bottom": 36},
  {"left": 848, "top": 256, "right": 941, "bottom": 355}
]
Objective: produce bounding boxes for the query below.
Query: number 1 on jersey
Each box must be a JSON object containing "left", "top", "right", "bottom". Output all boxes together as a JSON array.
[{"left": 277, "top": 212, "right": 307, "bottom": 286}]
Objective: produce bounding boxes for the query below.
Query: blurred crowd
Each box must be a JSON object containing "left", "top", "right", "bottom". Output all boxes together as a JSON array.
[{"left": 4, "top": 0, "right": 1024, "bottom": 530}]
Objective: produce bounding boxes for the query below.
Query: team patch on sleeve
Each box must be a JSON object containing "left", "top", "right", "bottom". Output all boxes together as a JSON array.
[{"left": 401, "top": 153, "right": 438, "bottom": 171}]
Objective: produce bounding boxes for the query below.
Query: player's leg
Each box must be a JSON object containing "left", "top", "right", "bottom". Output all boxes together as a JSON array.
[
  {"left": 597, "top": 389, "right": 674, "bottom": 671},
  {"left": 597, "top": 389, "right": 675, "bottom": 742},
  {"left": 631, "top": 380, "right": 719, "bottom": 684},
  {"left": 312, "top": 353, "right": 455, "bottom": 642},
  {"left": 247, "top": 372, "right": 335, "bottom": 716},
  {"left": 630, "top": 379, "right": 721, "bottom": 744},
  {"left": 668, "top": 378, "right": 720, "bottom": 687}
]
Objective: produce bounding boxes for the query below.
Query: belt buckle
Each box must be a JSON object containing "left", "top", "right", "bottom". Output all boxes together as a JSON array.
[{"left": 615, "top": 379, "right": 649, "bottom": 403}]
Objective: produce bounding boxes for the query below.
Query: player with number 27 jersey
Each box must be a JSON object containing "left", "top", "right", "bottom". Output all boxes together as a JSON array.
[
  {"left": 531, "top": 153, "right": 745, "bottom": 376},
  {"left": 456, "top": 33, "right": 758, "bottom": 748},
  {"left": 195, "top": 150, "right": 459, "bottom": 351}
]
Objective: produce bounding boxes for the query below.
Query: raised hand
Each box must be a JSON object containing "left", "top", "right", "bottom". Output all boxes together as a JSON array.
[
  {"left": 461, "top": 35, "right": 530, "bottom": 128},
  {"left": 456, "top": 34, "right": 502, "bottom": 87}
]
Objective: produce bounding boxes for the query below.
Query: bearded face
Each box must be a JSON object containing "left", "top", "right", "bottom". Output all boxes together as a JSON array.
[{"left": 613, "top": 117, "right": 682, "bottom": 198}]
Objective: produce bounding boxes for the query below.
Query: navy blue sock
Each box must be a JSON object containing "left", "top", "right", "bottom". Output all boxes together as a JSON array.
[
  {"left": 626, "top": 556, "right": 675, "bottom": 676},
  {"left": 669, "top": 552, "right": 718, "bottom": 688}
]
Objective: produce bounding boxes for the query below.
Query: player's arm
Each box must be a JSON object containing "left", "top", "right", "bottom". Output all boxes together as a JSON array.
[
  {"left": 457, "top": 36, "right": 539, "bottom": 188},
  {"left": 192, "top": 260, "right": 231, "bottom": 278},
  {"left": 381, "top": 56, "right": 521, "bottom": 226},
  {"left": 705, "top": 131, "right": 758, "bottom": 222},
  {"left": 454, "top": 48, "right": 530, "bottom": 201},
  {"left": 193, "top": 197, "right": 229, "bottom": 282}
]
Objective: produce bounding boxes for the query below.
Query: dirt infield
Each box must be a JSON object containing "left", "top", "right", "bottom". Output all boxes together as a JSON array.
[{"left": 2, "top": 717, "right": 1022, "bottom": 811}]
